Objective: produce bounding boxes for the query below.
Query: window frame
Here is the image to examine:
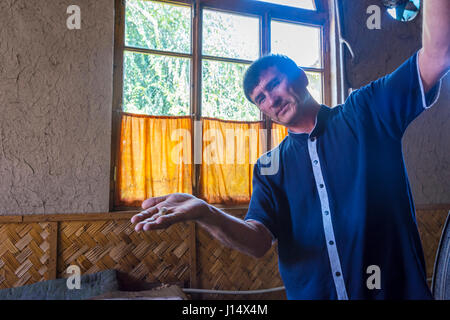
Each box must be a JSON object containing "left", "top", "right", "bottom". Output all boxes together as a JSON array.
[{"left": 110, "top": 0, "right": 331, "bottom": 211}]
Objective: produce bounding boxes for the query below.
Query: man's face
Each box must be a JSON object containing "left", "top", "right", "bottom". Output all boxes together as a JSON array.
[{"left": 249, "top": 66, "right": 306, "bottom": 126}]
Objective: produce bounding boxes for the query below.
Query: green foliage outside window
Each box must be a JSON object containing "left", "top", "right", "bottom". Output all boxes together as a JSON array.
[{"left": 123, "top": 0, "right": 191, "bottom": 116}]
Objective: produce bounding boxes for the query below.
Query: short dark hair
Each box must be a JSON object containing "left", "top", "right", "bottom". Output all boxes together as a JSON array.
[{"left": 243, "top": 54, "right": 301, "bottom": 104}]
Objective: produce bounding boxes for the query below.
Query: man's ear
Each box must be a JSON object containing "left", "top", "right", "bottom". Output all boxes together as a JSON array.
[
  {"left": 298, "top": 68, "right": 309, "bottom": 88},
  {"left": 289, "top": 68, "right": 309, "bottom": 92}
]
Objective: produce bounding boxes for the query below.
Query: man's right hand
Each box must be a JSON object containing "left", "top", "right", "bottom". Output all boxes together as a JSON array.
[
  {"left": 131, "top": 193, "right": 273, "bottom": 258},
  {"left": 131, "top": 193, "right": 208, "bottom": 232}
]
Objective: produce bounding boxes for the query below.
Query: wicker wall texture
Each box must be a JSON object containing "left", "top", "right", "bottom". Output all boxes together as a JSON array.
[{"left": 0, "top": 207, "right": 448, "bottom": 299}]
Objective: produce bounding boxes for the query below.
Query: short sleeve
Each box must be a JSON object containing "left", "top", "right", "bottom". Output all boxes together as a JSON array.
[
  {"left": 244, "top": 160, "right": 279, "bottom": 240},
  {"left": 342, "top": 51, "right": 442, "bottom": 139}
]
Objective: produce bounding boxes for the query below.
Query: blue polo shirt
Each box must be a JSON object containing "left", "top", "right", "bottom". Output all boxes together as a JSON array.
[{"left": 245, "top": 52, "right": 442, "bottom": 299}]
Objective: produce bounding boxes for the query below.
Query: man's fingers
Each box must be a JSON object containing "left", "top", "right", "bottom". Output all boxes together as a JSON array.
[
  {"left": 136, "top": 212, "right": 185, "bottom": 232},
  {"left": 141, "top": 195, "right": 168, "bottom": 210},
  {"left": 151, "top": 212, "right": 183, "bottom": 228},
  {"left": 131, "top": 206, "right": 159, "bottom": 224},
  {"left": 133, "top": 207, "right": 175, "bottom": 231},
  {"left": 134, "top": 216, "right": 162, "bottom": 232}
]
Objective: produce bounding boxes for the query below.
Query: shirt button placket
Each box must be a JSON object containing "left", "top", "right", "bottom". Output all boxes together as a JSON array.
[{"left": 307, "top": 135, "right": 349, "bottom": 300}]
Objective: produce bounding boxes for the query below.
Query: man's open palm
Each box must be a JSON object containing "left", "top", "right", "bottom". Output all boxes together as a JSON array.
[{"left": 131, "top": 193, "right": 207, "bottom": 232}]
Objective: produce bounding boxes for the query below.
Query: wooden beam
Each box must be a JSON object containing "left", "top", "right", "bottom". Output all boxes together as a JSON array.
[
  {"left": 47, "top": 222, "right": 58, "bottom": 279},
  {"left": 0, "top": 215, "right": 22, "bottom": 223},
  {"left": 1, "top": 204, "right": 447, "bottom": 224},
  {"left": 110, "top": 0, "right": 126, "bottom": 212},
  {"left": 21, "top": 211, "right": 138, "bottom": 223},
  {"left": 189, "top": 222, "right": 198, "bottom": 289},
  {"left": 416, "top": 203, "right": 450, "bottom": 211}
]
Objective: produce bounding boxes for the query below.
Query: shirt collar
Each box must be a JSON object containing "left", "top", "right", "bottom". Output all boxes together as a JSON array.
[{"left": 287, "top": 104, "right": 332, "bottom": 141}]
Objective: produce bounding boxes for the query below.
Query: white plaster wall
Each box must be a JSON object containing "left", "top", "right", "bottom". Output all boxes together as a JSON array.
[{"left": 0, "top": 0, "right": 114, "bottom": 214}]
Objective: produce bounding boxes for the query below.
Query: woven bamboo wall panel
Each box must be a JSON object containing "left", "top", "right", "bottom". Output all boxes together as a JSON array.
[
  {"left": 0, "top": 223, "right": 51, "bottom": 289},
  {"left": 415, "top": 208, "right": 449, "bottom": 279},
  {"left": 57, "top": 220, "right": 191, "bottom": 285},
  {"left": 0, "top": 205, "right": 447, "bottom": 299},
  {"left": 196, "top": 227, "right": 286, "bottom": 300}
]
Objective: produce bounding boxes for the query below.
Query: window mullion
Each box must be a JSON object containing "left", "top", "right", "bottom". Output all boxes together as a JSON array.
[
  {"left": 124, "top": 46, "right": 192, "bottom": 59},
  {"left": 192, "top": 0, "right": 202, "bottom": 197},
  {"left": 201, "top": 55, "right": 253, "bottom": 65},
  {"left": 111, "top": 0, "right": 126, "bottom": 211},
  {"left": 263, "top": 13, "right": 272, "bottom": 152}
]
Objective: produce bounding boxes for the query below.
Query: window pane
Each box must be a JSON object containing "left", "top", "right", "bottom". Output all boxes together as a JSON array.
[
  {"left": 202, "top": 60, "right": 260, "bottom": 121},
  {"left": 203, "top": 10, "right": 259, "bottom": 61},
  {"left": 125, "top": 0, "right": 191, "bottom": 53},
  {"left": 123, "top": 51, "right": 190, "bottom": 116},
  {"left": 255, "top": 0, "right": 315, "bottom": 10},
  {"left": 271, "top": 21, "right": 321, "bottom": 68},
  {"left": 305, "top": 71, "right": 322, "bottom": 104}
]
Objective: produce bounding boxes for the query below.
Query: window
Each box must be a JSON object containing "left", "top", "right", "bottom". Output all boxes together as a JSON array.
[
  {"left": 255, "top": 0, "right": 315, "bottom": 10},
  {"left": 202, "top": 10, "right": 260, "bottom": 121},
  {"left": 112, "top": 0, "right": 329, "bottom": 209},
  {"left": 271, "top": 20, "right": 323, "bottom": 103},
  {"left": 123, "top": 0, "right": 191, "bottom": 115}
]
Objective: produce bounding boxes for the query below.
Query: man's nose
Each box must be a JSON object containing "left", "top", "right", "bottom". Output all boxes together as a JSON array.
[{"left": 267, "top": 94, "right": 282, "bottom": 110}]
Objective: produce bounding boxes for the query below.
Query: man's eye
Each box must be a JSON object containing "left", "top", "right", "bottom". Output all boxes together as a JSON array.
[{"left": 269, "top": 81, "right": 279, "bottom": 91}]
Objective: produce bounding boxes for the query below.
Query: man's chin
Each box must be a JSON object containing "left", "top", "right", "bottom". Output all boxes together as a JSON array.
[
  {"left": 272, "top": 117, "right": 290, "bottom": 127},
  {"left": 274, "top": 112, "right": 302, "bottom": 128}
]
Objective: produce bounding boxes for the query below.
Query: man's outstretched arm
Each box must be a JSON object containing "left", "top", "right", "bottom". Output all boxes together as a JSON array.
[
  {"left": 130, "top": 193, "right": 273, "bottom": 258},
  {"left": 418, "top": 0, "right": 450, "bottom": 93}
]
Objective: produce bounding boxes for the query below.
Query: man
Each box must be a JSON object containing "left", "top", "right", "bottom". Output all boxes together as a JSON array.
[{"left": 131, "top": 0, "right": 449, "bottom": 299}]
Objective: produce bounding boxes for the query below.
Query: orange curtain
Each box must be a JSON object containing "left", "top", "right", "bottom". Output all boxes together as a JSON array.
[
  {"left": 200, "top": 119, "right": 266, "bottom": 204},
  {"left": 271, "top": 122, "right": 288, "bottom": 148},
  {"left": 116, "top": 113, "right": 281, "bottom": 207},
  {"left": 116, "top": 113, "right": 192, "bottom": 207}
]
